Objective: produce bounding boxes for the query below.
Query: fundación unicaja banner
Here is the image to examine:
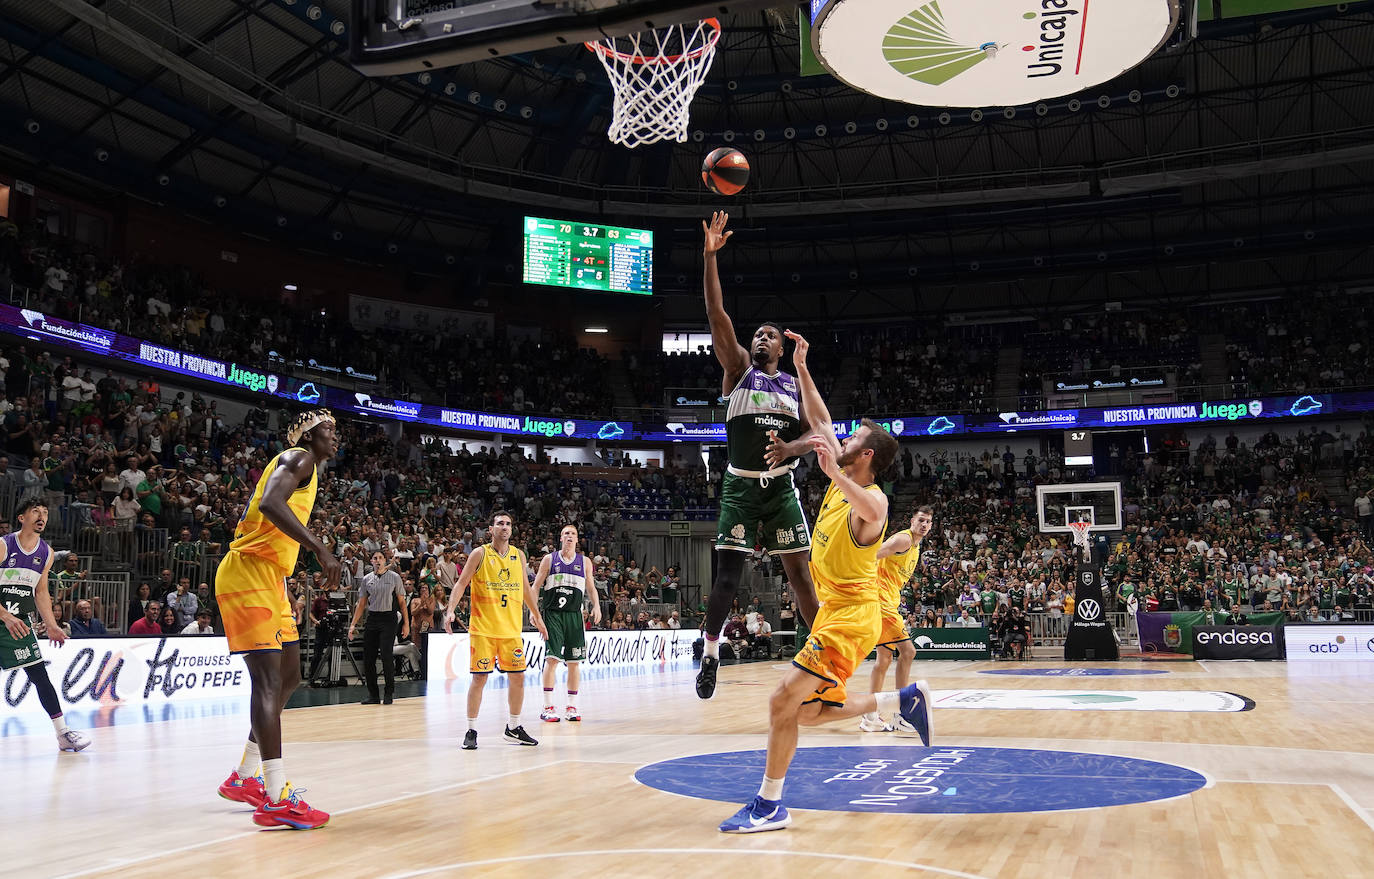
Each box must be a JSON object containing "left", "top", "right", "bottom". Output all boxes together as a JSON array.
[{"left": 910, "top": 627, "right": 991, "bottom": 660}]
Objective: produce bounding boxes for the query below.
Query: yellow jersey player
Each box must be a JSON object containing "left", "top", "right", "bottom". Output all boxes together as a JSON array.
[
  {"left": 721, "top": 331, "right": 932, "bottom": 834},
  {"left": 444, "top": 511, "right": 548, "bottom": 749},
  {"left": 216, "top": 409, "right": 341, "bottom": 831},
  {"left": 858, "top": 505, "right": 933, "bottom": 734}
]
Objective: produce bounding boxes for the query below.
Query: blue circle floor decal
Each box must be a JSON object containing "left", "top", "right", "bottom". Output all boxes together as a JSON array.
[
  {"left": 635, "top": 746, "right": 1206, "bottom": 814},
  {"left": 980, "top": 668, "right": 1169, "bottom": 677}
]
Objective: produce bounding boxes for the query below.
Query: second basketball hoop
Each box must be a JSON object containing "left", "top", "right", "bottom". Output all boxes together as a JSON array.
[{"left": 586, "top": 18, "right": 722, "bottom": 148}]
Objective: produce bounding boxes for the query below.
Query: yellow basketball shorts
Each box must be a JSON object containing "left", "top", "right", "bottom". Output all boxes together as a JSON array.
[
  {"left": 216, "top": 551, "right": 298, "bottom": 654},
  {"left": 875, "top": 604, "right": 911, "bottom": 652},
  {"left": 791, "top": 599, "right": 880, "bottom": 707},
  {"left": 470, "top": 633, "right": 527, "bottom": 674}
]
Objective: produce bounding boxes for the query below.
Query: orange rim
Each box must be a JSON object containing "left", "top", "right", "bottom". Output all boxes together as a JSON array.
[{"left": 585, "top": 18, "right": 721, "bottom": 65}]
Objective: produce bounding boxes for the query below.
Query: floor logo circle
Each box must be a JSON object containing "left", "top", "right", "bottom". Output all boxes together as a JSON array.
[
  {"left": 980, "top": 668, "right": 1168, "bottom": 677},
  {"left": 636, "top": 746, "right": 1206, "bottom": 814}
]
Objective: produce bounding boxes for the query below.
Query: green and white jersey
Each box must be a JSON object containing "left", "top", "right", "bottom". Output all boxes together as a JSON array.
[{"left": 725, "top": 366, "right": 802, "bottom": 471}]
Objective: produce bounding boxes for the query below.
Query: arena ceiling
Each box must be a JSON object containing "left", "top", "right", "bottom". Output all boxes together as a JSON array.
[{"left": 2, "top": 0, "right": 1374, "bottom": 320}]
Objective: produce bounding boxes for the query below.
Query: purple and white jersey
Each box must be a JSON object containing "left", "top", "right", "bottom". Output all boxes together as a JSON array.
[
  {"left": 1, "top": 532, "right": 51, "bottom": 621},
  {"left": 725, "top": 366, "right": 803, "bottom": 470},
  {"left": 542, "top": 550, "right": 587, "bottom": 613}
]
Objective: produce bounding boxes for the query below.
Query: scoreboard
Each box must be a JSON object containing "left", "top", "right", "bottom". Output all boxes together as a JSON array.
[
  {"left": 522, "top": 216, "right": 653, "bottom": 295},
  {"left": 1064, "top": 429, "right": 1094, "bottom": 467}
]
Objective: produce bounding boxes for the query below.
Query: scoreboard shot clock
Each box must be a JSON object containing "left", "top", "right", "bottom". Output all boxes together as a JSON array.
[
  {"left": 1064, "top": 429, "right": 1094, "bottom": 467},
  {"left": 523, "top": 216, "right": 653, "bottom": 295}
]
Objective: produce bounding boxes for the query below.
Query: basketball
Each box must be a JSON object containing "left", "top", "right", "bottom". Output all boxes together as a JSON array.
[{"left": 702, "top": 147, "right": 750, "bottom": 196}]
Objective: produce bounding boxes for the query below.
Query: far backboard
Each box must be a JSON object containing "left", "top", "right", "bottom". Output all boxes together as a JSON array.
[{"left": 1036, "top": 482, "right": 1122, "bottom": 534}]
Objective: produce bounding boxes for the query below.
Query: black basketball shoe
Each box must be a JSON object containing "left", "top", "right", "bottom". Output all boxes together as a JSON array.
[
  {"left": 504, "top": 725, "right": 539, "bottom": 746},
  {"left": 461, "top": 729, "right": 477, "bottom": 750},
  {"left": 696, "top": 656, "right": 719, "bottom": 700}
]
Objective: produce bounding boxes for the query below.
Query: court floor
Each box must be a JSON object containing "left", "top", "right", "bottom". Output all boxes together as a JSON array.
[{"left": 7, "top": 659, "right": 1374, "bottom": 879}]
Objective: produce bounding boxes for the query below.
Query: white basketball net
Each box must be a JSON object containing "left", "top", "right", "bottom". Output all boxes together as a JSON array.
[
  {"left": 586, "top": 18, "right": 721, "bottom": 148},
  {"left": 1068, "top": 521, "right": 1093, "bottom": 549}
]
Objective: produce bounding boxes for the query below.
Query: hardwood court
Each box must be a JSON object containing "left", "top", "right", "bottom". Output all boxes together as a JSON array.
[{"left": 8, "top": 659, "right": 1374, "bottom": 879}]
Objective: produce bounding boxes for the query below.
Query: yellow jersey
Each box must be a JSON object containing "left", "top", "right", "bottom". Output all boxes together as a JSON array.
[
  {"left": 809, "top": 480, "right": 886, "bottom": 605},
  {"left": 877, "top": 529, "right": 922, "bottom": 612},
  {"left": 229, "top": 450, "right": 318, "bottom": 574},
  {"left": 470, "top": 542, "right": 528, "bottom": 638}
]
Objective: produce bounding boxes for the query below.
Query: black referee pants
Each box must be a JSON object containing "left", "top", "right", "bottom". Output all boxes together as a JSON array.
[{"left": 362, "top": 614, "right": 398, "bottom": 700}]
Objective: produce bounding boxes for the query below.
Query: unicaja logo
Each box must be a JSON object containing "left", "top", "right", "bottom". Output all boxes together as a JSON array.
[
  {"left": 812, "top": 0, "right": 1175, "bottom": 107},
  {"left": 882, "top": 1, "right": 1001, "bottom": 85},
  {"left": 882, "top": 0, "right": 1090, "bottom": 87}
]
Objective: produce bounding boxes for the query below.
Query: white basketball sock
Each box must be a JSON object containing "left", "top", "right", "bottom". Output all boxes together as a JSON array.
[
  {"left": 262, "top": 759, "right": 288, "bottom": 803},
  {"left": 51, "top": 716, "right": 69, "bottom": 735},
  {"left": 758, "top": 776, "right": 784, "bottom": 801},
  {"left": 237, "top": 740, "right": 261, "bottom": 778},
  {"left": 875, "top": 691, "right": 900, "bottom": 717},
  {"left": 704, "top": 636, "right": 720, "bottom": 659}
]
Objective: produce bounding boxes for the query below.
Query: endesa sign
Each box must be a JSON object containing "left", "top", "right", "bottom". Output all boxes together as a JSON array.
[
  {"left": 1284, "top": 624, "right": 1374, "bottom": 663},
  {"left": 3, "top": 637, "right": 250, "bottom": 715},
  {"left": 1191, "top": 625, "right": 1285, "bottom": 660}
]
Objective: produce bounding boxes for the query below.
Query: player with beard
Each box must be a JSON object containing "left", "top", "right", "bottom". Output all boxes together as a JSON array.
[
  {"left": 215, "top": 409, "right": 341, "bottom": 830},
  {"left": 696, "top": 211, "right": 819, "bottom": 700},
  {"left": 720, "top": 331, "right": 932, "bottom": 833}
]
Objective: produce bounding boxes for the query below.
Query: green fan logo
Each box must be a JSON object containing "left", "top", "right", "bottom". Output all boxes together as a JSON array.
[
  {"left": 882, "top": 1, "right": 1000, "bottom": 86},
  {"left": 1036, "top": 694, "right": 1137, "bottom": 705}
]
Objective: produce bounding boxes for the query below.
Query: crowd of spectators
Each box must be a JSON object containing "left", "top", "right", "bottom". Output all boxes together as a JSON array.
[
  {"left": 1217, "top": 290, "right": 1374, "bottom": 398},
  {"left": 1019, "top": 313, "right": 1203, "bottom": 409},
  {"left": 845, "top": 324, "right": 999, "bottom": 416}
]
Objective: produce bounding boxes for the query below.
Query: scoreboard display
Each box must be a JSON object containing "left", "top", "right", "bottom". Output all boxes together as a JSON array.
[
  {"left": 1064, "top": 429, "right": 1094, "bottom": 467},
  {"left": 522, "top": 216, "right": 653, "bottom": 295}
]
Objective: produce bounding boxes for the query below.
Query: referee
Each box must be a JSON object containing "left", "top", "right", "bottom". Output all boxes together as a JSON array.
[{"left": 348, "top": 551, "right": 410, "bottom": 705}]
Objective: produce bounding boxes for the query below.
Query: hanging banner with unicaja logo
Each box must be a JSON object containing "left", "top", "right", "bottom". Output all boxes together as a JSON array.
[{"left": 809, "top": 0, "right": 1181, "bottom": 107}]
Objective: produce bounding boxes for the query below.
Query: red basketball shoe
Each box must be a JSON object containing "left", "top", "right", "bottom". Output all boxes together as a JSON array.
[
  {"left": 217, "top": 771, "right": 268, "bottom": 808},
  {"left": 252, "top": 788, "right": 330, "bottom": 830}
]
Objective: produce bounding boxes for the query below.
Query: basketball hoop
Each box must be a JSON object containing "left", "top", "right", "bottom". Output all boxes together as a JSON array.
[
  {"left": 585, "top": 18, "right": 721, "bottom": 148},
  {"left": 1068, "top": 521, "right": 1093, "bottom": 550}
]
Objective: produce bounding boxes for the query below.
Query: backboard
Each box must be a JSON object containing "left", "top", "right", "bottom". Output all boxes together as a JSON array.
[
  {"left": 1036, "top": 482, "right": 1121, "bottom": 534},
  {"left": 349, "top": 0, "right": 773, "bottom": 75}
]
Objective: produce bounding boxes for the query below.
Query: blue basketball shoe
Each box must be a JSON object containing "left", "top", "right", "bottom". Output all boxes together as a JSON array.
[
  {"left": 898, "top": 679, "right": 934, "bottom": 746},
  {"left": 719, "top": 796, "right": 792, "bottom": 833}
]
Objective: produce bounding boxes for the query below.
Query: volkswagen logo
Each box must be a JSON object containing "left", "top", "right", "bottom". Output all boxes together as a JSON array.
[
  {"left": 1367, "top": 637, "right": 1374, "bottom": 655},
  {"left": 1078, "top": 599, "right": 1101, "bottom": 621}
]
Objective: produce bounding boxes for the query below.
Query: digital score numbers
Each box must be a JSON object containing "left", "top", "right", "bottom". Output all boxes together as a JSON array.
[
  {"left": 522, "top": 216, "right": 653, "bottom": 295},
  {"left": 1064, "top": 429, "right": 1094, "bottom": 467}
]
